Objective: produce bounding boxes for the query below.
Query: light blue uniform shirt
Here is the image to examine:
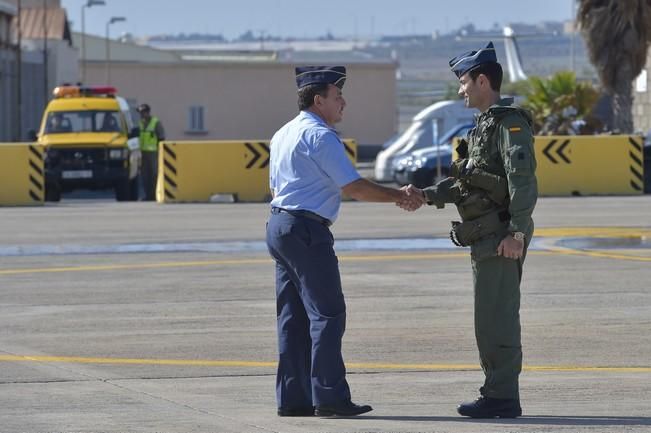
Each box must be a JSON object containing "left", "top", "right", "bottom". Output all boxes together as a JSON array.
[{"left": 269, "top": 111, "right": 361, "bottom": 223}]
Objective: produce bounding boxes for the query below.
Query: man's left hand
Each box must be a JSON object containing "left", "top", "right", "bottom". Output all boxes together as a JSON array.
[{"left": 497, "top": 235, "right": 524, "bottom": 260}]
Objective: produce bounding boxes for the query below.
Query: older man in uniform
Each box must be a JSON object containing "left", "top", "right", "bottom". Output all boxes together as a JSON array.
[
  {"left": 407, "top": 42, "right": 537, "bottom": 418},
  {"left": 266, "top": 66, "right": 422, "bottom": 417}
]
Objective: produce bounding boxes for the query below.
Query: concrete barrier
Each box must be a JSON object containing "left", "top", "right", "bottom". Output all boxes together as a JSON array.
[
  {"left": 535, "top": 135, "right": 644, "bottom": 196},
  {"left": 156, "top": 139, "right": 357, "bottom": 203},
  {"left": 0, "top": 143, "right": 44, "bottom": 206},
  {"left": 452, "top": 135, "right": 645, "bottom": 196}
]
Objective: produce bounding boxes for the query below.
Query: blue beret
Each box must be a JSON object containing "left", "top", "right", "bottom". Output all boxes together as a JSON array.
[
  {"left": 295, "top": 66, "right": 347, "bottom": 89},
  {"left": 449, "top": 41, "right": 498, "bottom": 78}
]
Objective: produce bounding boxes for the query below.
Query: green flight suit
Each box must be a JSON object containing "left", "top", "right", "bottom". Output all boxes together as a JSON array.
[{"left": 424, "top": 98, "right": 538, "bottom": 399}]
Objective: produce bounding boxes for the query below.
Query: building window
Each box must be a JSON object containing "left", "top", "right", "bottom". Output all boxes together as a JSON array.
[{"left": 187, "top": 105, "right": 206, "bottom": 133}]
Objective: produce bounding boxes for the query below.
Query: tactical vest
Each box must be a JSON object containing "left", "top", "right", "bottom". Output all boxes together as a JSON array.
[
  {"left": 139, "top": 117, "right": 160, "bottom": 152},
  {"left": 449, "top": 106, "right": 530, "bottom": 246}
]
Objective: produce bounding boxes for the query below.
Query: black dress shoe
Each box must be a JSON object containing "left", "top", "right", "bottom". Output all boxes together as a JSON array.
[
  {"left": 457, "top": 396, "right": 522, "bottom": 418},
  {"left": 277, "top": 406, "right": 315, "bottom": 417},
  {"left": 315, "top": 400, "right": 373, "bottom": 417}
]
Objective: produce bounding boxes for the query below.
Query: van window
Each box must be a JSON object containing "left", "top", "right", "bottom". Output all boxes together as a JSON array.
[{"left": 44, "top": 111, "right": 124, "bottom": 134}]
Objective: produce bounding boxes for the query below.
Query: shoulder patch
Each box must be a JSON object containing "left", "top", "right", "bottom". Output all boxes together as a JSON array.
[{"left": 509, "top": 126, "right": 522, "bottom": 133}]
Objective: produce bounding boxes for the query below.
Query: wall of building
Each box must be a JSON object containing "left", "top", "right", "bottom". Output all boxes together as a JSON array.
[
  {"left": 633, "top": 47, "right": 651, "bottom": 135},
  {"left": 84, "top": 61, "right": 397, "bottom": 147}
]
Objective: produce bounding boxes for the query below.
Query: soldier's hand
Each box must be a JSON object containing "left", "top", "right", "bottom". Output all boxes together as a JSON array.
[
  {"left": 396, "top": 185, "right": 425, "bottom": 211},
  {"left": 497, "top": 235, "right": 524, "bottom": 260}
]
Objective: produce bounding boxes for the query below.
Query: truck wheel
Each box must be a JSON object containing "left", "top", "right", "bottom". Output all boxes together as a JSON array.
[
  {"left": 45, "top": 182, "right": 62, "bottom": 202},
  {"left": 115, "top": 178, "right": 131, "bottom": 201},
  {"left": 128, "top": 175, "right": 140, "bottom": 201}
]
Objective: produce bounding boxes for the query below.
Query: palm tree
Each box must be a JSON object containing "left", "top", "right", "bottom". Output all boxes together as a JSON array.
[
  {"left": 522, "top": 71, "right": 601, "bottom": 134},
  {"left": 577, "top": 0, "right": 651, "bottom": 133}
]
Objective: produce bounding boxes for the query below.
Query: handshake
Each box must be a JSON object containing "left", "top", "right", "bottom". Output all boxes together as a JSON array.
[{"left": 396, "top": 184, "right": 426, "bottom": 212}]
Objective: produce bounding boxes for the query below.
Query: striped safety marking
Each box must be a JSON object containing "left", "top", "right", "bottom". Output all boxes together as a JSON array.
[
  {"left": 628, "top": 137, "right": 644, "bottom": 191},
  {"left": 244, "top": 142, "right": 270, "bottom": 169},
  {"left": 343, "top": 141, "right": 356, "bottom": 159},
  {"left": 163, "top": 143, "right": 177, "bottom": 200},
  {"left": 28, "top": 145, "right": 44, "bottom": 202}
]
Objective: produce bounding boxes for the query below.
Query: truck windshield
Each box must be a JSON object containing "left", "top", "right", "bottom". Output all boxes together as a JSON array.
[{"left": 45, "top": 111, "right": 123, "bottom": 134}]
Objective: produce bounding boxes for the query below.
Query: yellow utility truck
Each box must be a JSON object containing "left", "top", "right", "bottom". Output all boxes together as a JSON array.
[{"left": 34, "top": 85, "right": 141, "bottom": 201}]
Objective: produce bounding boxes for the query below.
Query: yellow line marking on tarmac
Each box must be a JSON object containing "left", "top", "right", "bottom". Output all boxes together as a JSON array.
[
  {"left": 546, "top": 247, "right": 651, "bottom": 262},
  {"left": 534, "top": 227, "right": 651, "bottom": 238},
  {"left": 2, "top": 247, "right": 649, "bottom": 275},
  {"left": 0, "top": 252, "right": 559, "bottom": 275},
  {"left": 0, "top": 259, "right": 272, "bottom": 275},
  {"left": 0, "top": 355, "right": 649, "bottom": 373}
]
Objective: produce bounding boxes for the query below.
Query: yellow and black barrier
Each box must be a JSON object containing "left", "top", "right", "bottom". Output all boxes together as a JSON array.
[
  {"left": 453, "top": 135, "right": 645, "bottom": 196},
  {"left": 535, "top": 135, "right": 644, "bottom": 196},
  {"left": 0, "top": 143, "right": 44, "bottom": 206},
  {"left": 156, "top": 139, "right": 357, "bottom": 203}
]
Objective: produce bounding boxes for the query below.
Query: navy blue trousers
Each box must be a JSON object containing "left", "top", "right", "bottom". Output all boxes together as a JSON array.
[{"left": 266, "top": 210, "right": 351, "bottom": 408}]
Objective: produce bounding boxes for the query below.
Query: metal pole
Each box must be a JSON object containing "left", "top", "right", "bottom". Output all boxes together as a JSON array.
[
  {"left": 570, "top": 0, "right": 576, "bottom": 73},
  {"left": 105, "top": 21, "right": 109, "bottom": 84},
  {"left": 105, "top": 17, "right": 125, "bottom": 85},
  {"left": 43, "top": 0, "right": 48, "bottom": 103},
  {"left": 81, "top": 4, "right": 86, "bottom": 83},
  {"left": 16, "top": 0, "right": 22, "bottom": 141}
]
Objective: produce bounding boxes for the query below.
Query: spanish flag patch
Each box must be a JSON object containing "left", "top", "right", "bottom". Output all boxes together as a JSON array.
[{"left": 509, "top": 126, "right": 522, "bottom": 132}]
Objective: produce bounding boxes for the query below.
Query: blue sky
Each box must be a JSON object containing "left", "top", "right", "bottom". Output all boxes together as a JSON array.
[{"left": 61, "top": 0, "right": 576, "bottom": 39}]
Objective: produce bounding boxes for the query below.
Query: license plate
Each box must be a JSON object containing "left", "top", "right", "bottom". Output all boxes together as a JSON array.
[{"left": 62, "top": 170, "right": 93, "bottom": 179}]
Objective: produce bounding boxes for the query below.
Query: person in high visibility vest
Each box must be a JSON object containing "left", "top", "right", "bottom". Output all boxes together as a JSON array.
[{"left": 137, "top": 103, "right": 166, "bottom": 201}]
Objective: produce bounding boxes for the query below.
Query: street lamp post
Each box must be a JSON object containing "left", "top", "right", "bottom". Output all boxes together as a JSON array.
[
  {"left": 16, "top": 0, "right": 22, "bottom": 141},
  {"left": 81, "top": 0, "right": 105, "bottom": 84},
  {"left": 105, "top": 16, "right": 126, "bottom": 85}
]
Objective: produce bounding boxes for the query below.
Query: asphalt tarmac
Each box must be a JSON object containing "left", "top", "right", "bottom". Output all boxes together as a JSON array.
[{"left": 1, "top": 196, "right": 650, "bottom": 433}]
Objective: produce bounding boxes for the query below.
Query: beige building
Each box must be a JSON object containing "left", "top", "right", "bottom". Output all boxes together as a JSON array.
[{"left": 76, "top": 33, "right": 397, "bottom": 154}]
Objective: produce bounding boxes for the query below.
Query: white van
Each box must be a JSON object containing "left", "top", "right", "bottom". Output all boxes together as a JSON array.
[{"left": 374, "top": 99, "right": 477, "bottom": 182}]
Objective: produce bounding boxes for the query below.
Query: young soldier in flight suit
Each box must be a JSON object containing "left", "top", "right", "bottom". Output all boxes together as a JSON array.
[{"left": 408, "top": 41, "right": 538, "bottom": 418}]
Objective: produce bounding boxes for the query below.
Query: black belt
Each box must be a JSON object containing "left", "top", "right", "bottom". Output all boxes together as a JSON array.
[{"left": 271, "top": 207, "right": 332, "bottom": 227}]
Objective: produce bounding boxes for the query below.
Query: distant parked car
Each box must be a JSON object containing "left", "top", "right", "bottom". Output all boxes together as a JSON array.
[
  {"left": 374, "top": 100, "right": 477, "bottom": 182},
  {"left": 393, "top": 123, "right": 473, "bottom": 188}
]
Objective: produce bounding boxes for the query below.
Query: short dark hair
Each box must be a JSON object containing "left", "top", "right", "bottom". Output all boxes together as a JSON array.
[
  {"left": 468, "top": 62, "right": 503, "bottom": 92},
  {"left": 297, "top": 83, "right": 330, "bottom": 110}
]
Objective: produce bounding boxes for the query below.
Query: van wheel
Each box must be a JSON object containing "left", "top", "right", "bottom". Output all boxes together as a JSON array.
[{"left": 45, "top": 182, "right": 61, "bottom": 202}]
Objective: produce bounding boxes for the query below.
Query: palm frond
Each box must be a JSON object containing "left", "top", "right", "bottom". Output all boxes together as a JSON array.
[{"left": 578, "top": 0, "right": 650, "bottom": 89}]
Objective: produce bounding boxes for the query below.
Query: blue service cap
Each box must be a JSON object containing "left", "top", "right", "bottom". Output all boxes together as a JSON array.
[
  {"left": 295, "top": 66, "right": 347, "bottom": 89},
  {"left": 449, "top": 42, "right": 498, "bottom": 78}
]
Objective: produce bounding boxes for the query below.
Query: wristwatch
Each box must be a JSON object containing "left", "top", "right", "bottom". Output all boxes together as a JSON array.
[{"left": 512, "top": 232, "right": 525, "bottom": 241}]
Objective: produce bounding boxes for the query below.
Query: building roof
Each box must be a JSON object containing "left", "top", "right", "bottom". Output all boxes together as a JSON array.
[
  {"left": 72, "top": 32, "right": 182, "bottom": 63},
  {"left": 147, "top": 39, "right": 395, "bottom": 65},
  {"left": 0, "top": 0, "right": 16, "bottom": 16},
  {"left": 13, "top": 7, "right": 71, "bottom": 43}
]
